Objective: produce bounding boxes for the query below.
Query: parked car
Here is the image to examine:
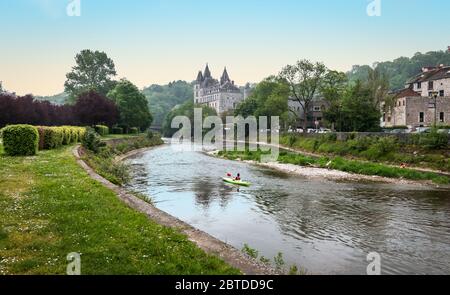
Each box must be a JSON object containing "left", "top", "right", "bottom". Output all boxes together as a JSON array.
[
  {"left": 413, "top": 127, "right": 431, "bottom": 134},
  {"left": 318, "top": 128, "right": 332, "bottom": 134},
  {"left": 437, "top": 129, "right": 450, "bottom": 134},
  {"left": 390, "top": 129, "right": 408, "bottom": 134}
]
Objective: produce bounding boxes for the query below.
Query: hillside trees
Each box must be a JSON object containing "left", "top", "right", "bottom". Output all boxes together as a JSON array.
[{"left": 108, "top": 80, "right": 153, "bottom": 131}]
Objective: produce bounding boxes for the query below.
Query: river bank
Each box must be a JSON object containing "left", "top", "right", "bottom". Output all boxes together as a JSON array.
[
  {"left": 208, "top": 150, "right": 420, "bottom": 185},
  {"left": 126, "top": 144, "right": 450, "bottom": 275},
  {"left": 80, "top": 137, "right": 276, "bottom": 275},
  {"left": 211, "top": 145, "right": 450, "bottom": 186},
  {"left": 0, "top": 138, "right": 242, "bottom": 275}
]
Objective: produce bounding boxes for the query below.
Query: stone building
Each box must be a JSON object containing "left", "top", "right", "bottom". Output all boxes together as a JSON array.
[
  {"left": 381, "top": 65, "right": 450, "bottom": 128},
  {"left": 194, "top": 64, "right": 244, "bottom": 115},
  {"left": 289, "top": 98, "right": 329, "bottom": 129}
]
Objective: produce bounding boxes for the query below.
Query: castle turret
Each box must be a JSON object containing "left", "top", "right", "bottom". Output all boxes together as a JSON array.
[
  {"left": 220, "top": 67, "right": 231, "bottom": 85},
  {"left": 196, "top": 71, "right": 204, "bottom": 83},
  {"left": 203, "top": 64, "right": 212, "bottom": 79}
]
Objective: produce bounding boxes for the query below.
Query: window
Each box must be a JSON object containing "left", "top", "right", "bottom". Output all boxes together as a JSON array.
[
  {"left": 440, "top": 112, "right": 445, "bottom": 123},
  {"left": 403, "top": 100, "right": 406, "bottom": 106},
  {"left": 419, "top": 112, "right": 424, "bottom": 123},
  {"left": 440, "top": 90, "right": 445, "bottom": 97},
  {"left": 428, "top": 81, "right": 434, "bottom": 90},
  {"left": 383, "top": 113, "right": 386, "bottom": 122},
  {"left": 417, "top": 82, "right": 422, "bottom": 89},
  {"left": 313, "top": 106, "right": 321, "bottom": 112}
]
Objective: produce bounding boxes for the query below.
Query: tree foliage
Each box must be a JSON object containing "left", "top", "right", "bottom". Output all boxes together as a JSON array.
[
  {"left": 73, "top": 91, "right": 119, "bottom": 127},
  {"left": 108, "top": 79, "right": 153, "bottom": 131},
  {"left": 162, "top": 100, "right": 217, "bottom": 137},
  {"left": 348, "top": 50, "right": 450, "bottom": 90},
  {"left": 142, "top": 81, "right": 193, "bottom": 127},
  {"left": 279, "top": 60, "right": 328, "bottom": 132},
  {"left": 323, "top": 81, "right": 381, "bottom": 132},
  {"left": 234, "top": 77, "right": 291, "bottom": 128},
  {"left": 64, "top": 50, "right": 117, "bottom": 102},
  {"left": 0, "top": 93, "right": 75, "bottom": 127}
]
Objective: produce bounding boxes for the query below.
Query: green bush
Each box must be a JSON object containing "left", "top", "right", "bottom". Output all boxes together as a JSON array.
[
  {"left": 146, "top": 129, "right": 154, "bottom": 139},
  {"left": 129, "top": 127, "right": 139, "bottom": 134},
  {"left": 70, "top": 128, "right": 78, "bottom": 144},
  {"left": 82, "top": 128, "right": 106, "bottom": 153},
  {"left": 61, "top": 127, "right": 72, "bottom": 145},
  {"left": 39, "top": 127, "right": 61, "bottom": 150},
  {"left": 418, "top": 130, "right": 448, "bottom": 149},
  {"left": 112, "top": 127, "right": 123, "bottom": 135},
  {"left": 94, "top": 125, "right": 109, "bottom": 136},
  {"left": 36, "top": 126, "right": 85, "bottom": 150},
  {"left": 77, "top": 127, "right": 86, "bottom": 142},
  {"left": 1, "top": 125, "right": 39, "bottom": 156}
]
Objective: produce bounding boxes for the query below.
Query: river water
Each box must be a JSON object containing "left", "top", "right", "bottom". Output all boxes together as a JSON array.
[{"left": 125, "top": 144, "right": 450, "bottom": 275}]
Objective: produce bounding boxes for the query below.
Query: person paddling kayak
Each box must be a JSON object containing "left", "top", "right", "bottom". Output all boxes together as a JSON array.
[
  {"left": 223, "top": 174, "right": 251, "bottom": 187},
  {"left": 227, "top": 173, "right": 241, "bottom": 181}
]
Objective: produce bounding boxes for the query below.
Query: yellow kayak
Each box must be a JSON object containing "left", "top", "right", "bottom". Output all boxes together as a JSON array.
[{"left": 222, "top": 177, "right": 251, "bottom": 187}]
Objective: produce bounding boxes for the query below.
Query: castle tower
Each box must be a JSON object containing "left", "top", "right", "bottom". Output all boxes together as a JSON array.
[
  {"left": 203, "top": 64, "right": 212, "bottom": 79},
  {"left": 220, "top": 67, "right": 231, "bottom": 85}
]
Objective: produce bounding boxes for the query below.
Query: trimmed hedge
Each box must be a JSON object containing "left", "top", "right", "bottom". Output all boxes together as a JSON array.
[
  {"left": 1, "top": 125, "right": 39, "bottom": 156},
  {"left": 36, "top": 126, "right": 87, "bottom": 151},
  {"left": 112, "top": 127, "right": 124, "bottom": 135},
  {"left": 95, "top": 125, "right": 109, "bottom": 136},
  {"left": 129, "top": 127, "right": 139, "bottom": 134}
]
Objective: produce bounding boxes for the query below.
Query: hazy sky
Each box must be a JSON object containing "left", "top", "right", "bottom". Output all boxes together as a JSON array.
[{"left": 1, "top": 0, "right": 449, "bottom": 96}]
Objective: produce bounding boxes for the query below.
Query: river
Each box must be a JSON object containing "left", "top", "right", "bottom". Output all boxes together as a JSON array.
[{"left": 125, "top": 143, "right": 450, "bottom": 275}]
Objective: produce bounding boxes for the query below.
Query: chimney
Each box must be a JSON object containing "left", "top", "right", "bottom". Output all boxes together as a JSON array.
[
  {"left": 232, "top": 81, "right": 235, "bottom": 85},
  {"left": 447, "top": 46, "right": 450, "bottom": 52}
]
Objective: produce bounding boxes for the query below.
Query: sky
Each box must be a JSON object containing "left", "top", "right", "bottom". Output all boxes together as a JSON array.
[{"left": 0, "top": 0, "right": 449, "bottom": 96}]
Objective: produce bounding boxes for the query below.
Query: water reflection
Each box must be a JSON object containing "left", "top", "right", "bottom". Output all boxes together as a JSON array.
[{"left": 126, "top": 145, "right": 450, "bottom": 275}]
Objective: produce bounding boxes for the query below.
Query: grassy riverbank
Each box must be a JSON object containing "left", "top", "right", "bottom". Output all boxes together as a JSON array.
[
  {"left": 81, "top": 135, "right": 164, "bottom": 185},
  {"left": 279, "top": 133, "right": 450, "bottom": 173},
  {"left": 218, "top": 149, "right": 450, "bottom": 185},
  {"left": 0, "top": 142, "right": 239, "bottom": 274}
]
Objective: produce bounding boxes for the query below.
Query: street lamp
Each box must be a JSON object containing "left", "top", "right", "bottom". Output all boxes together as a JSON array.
[{"left": 430, "top": 91, "right": 439, "bottom": 127}]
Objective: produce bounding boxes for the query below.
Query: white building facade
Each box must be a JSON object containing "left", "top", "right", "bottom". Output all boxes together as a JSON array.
[{"left": 194, "top": 65, "right": 244, "bottom": 115}]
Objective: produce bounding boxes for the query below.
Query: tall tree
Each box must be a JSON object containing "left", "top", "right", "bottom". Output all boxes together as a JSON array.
[
  {"left": 73, "top": 90, "right": 119, "bottom": 127},
  {"left": 235, "top": 77, "right": 291, "bottom": 128},
  {"left": 320, "top": 71, "right": 348, "bottom": 130},
  {"left": 365, "top": 67, "right": 391, "bottom": 108},
  {"left": 279, "top": 60, "right": 328, "bottom": 133},
  {"left": 108, "top": 79, "right": 153, "bottom": 131},
  {"left": 65, "top": 50, "right": 117, "bottom": 102},
  {"left": 323, "top": 81, "right": 381, "bottom": 132}
]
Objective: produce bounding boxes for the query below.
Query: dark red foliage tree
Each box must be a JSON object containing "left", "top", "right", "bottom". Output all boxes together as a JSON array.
[
  {"left": 73, "top": 90, "right": 119, "bottom": 127},
  {"left": 0, "top": 94, "right": 75, "bottom": 127}
]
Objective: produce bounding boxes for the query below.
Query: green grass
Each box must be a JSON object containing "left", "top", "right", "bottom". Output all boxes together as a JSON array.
[
  {"left": 219, "top": 150, "right": 450, "bottom": 185},
  {"left": 0, "top": 144, "right": 239, "bottom": 275},
  {"left": 102, "top": 133, "right": 145, "bottom": 140},
  {"left": 82, "top": 135, "right": 164, "bottom": 186},
  {"left": 279, "top": 134, "right": 450, "bottom": 172}
]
